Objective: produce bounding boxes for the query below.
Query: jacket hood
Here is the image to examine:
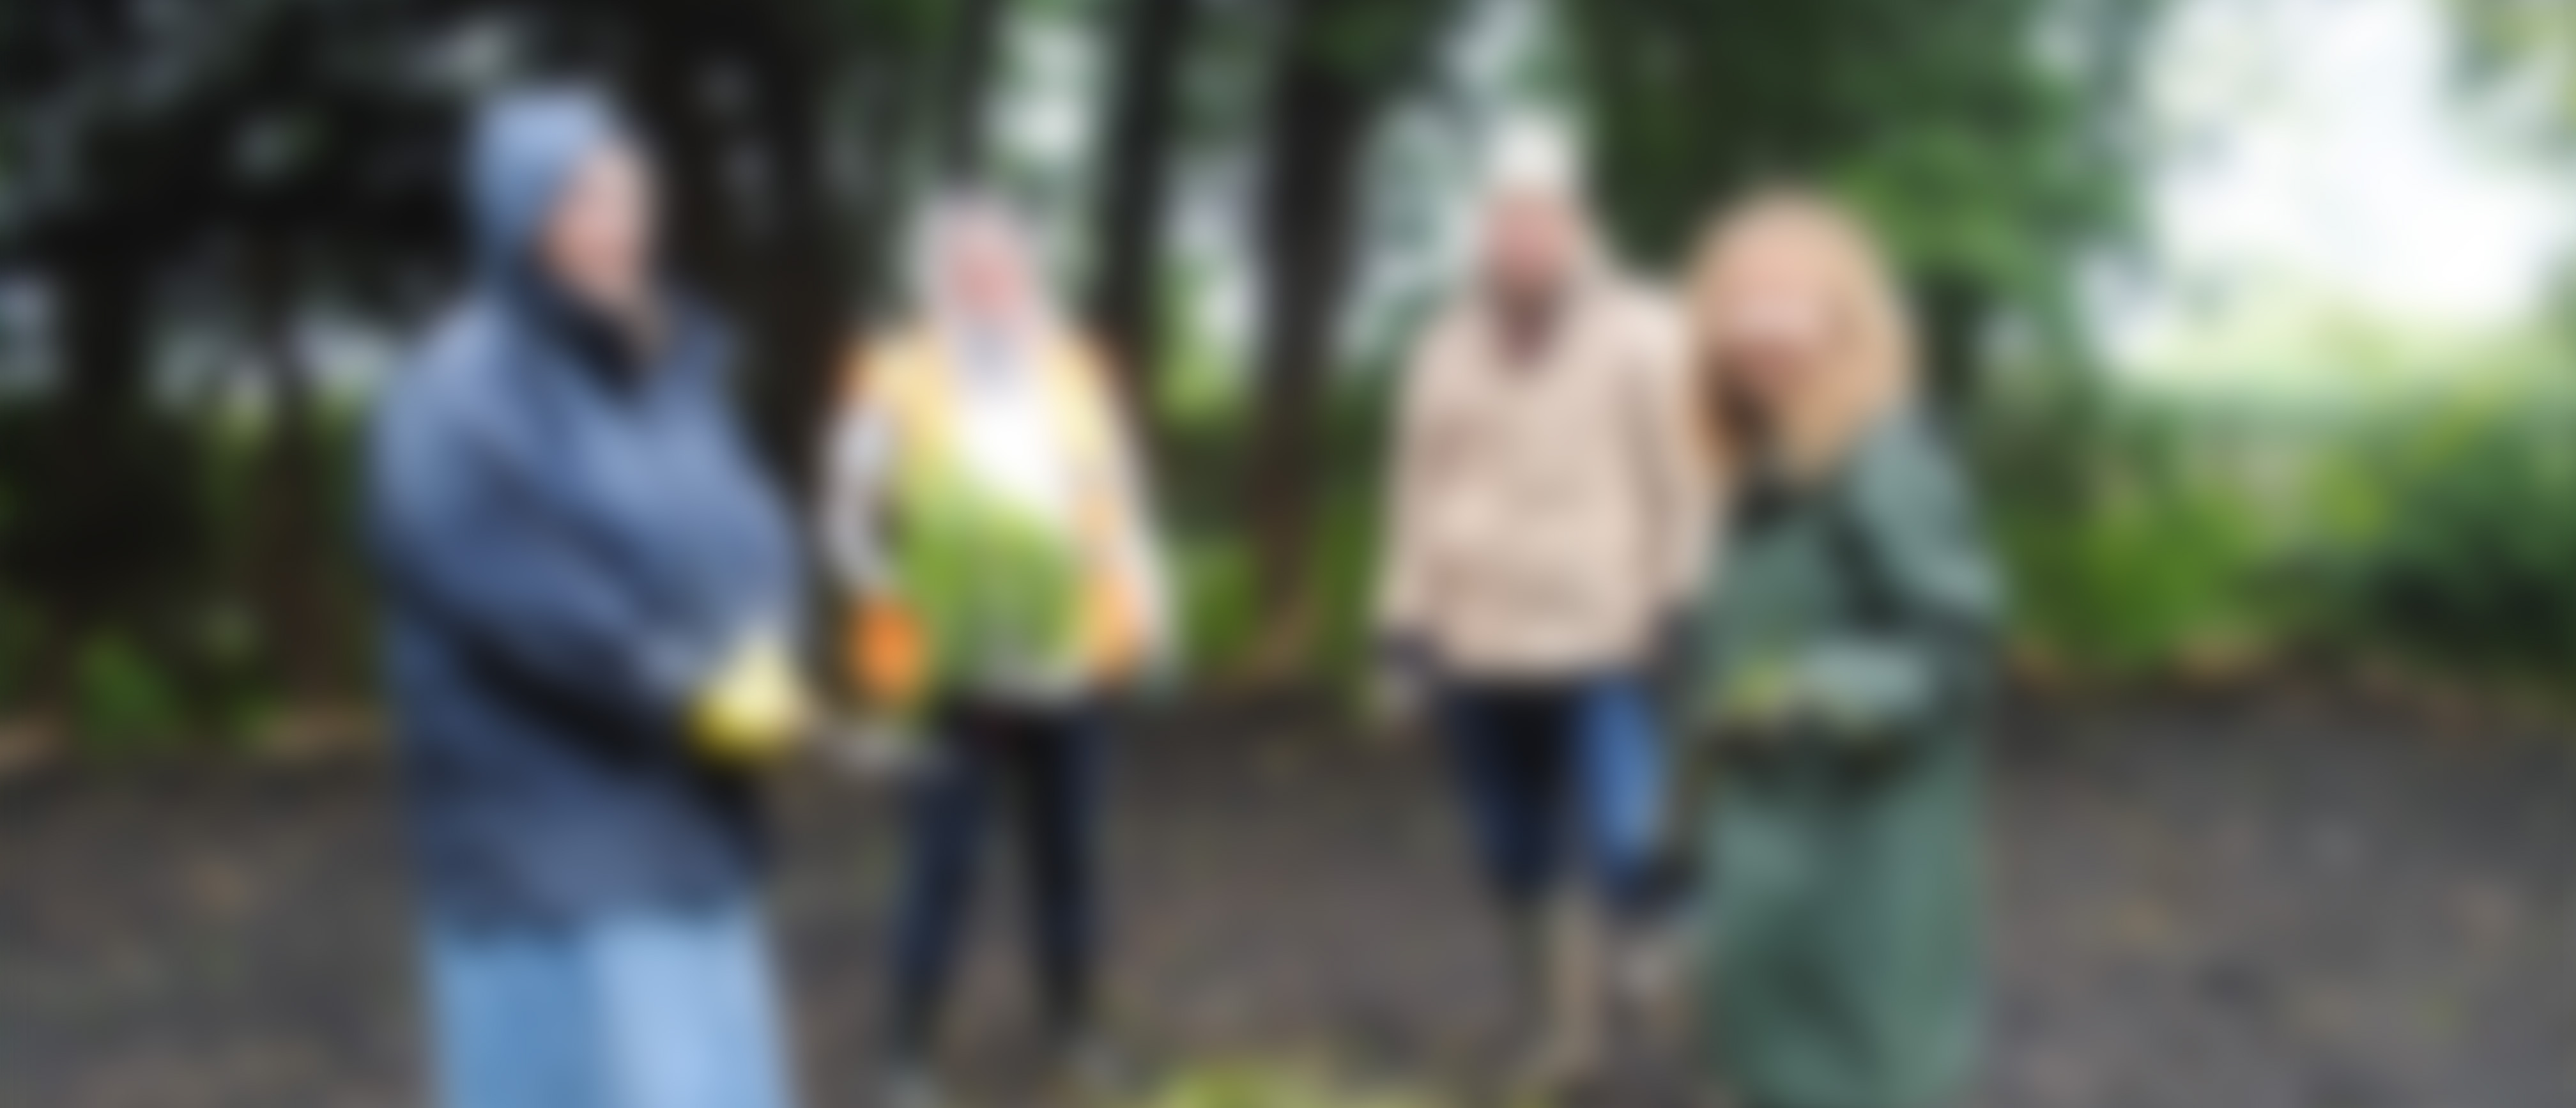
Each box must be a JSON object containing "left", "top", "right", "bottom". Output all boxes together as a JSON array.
[{"left": 465, "top": 88, "right": 630, "bottom": 286}]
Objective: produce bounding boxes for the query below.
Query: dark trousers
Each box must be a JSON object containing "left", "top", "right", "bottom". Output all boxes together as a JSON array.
[
  {"left": 1438, "top": 677, "right": 1666, "bottom": 923},
  {"left": 884, "top": 701, "right": 1105, "bottom": 1056}
]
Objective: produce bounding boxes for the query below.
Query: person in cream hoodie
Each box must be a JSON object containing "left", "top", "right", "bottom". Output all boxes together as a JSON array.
[{"left": 1374, "top": 121, "right": 1712, "bottom": 1091}]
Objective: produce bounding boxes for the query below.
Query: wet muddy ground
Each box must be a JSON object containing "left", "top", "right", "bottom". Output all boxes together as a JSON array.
[{"left": 3, "top": 693, "right": 2570, "bottom": 1107}]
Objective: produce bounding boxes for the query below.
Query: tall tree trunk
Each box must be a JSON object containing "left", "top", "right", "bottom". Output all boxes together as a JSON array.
[
  {"left": 616, "top": 3, "right": 853, "bottom": 484},
  {"left": 935, "top": 0, "right": 1009, "bottom": 179},
  {"left": 847, "top": 57, "right": 923, "bottom": 322},
  {"left": 1085, "top": 0, "right": 1199, "bottom": 435},
  {"left": 739, "top": 13, "right": 857, "bottom": 490},
  {"left": 236, "top": 246, "right": 345, "bottom": 690},
  {"left": 1234, "top": 0, "right": 1458, "bottom": 676},
  {"left": 1240, "top": 13, "right": 1376, "bottom": 675},
  {"left": 625, "top": 35, "right": 735, "bottom": 303},
  {"left": 42, "top": 248, "right": 155, "bottom": 638},
  {"left": 244, "top": 247, "right": 329, "bottom": 693}
]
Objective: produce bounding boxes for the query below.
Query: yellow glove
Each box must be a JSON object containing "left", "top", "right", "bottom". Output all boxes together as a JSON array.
[
  {"left": 689, "top": 636, "right": 815, "bottom": 768},
  {"left": 1717, "top": 656, "right": 1798, "bottom": 736}
]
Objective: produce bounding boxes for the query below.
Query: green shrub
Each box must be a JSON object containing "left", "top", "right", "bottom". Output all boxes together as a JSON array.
[
  {"left": 1979, "top": 387, "right": 2290, "bottom": 675},
  {"left": 1176, "top": 535, "right": 1260, "bottom": 673},
  {"left": 1131, "top": 1062, "right": 1444, "bottom": 1108},
  {"left": 68, "top": 633, "right": 192, "bottom": 755},
  {"left": 2304, "top": 382, "right": 2576, "bottom": 673},
  {"left": 183, "top": 597, "right": 283, "bottom": 745},
  {"left": 1992, "top": 477, "right": 2272, "bottom": 675},
  {"left": 1979, "top": 360, "right": 2576, "bottom": 684},
  {"left": 1156, "top": 371, "right": 1396, "bottom": 682}
]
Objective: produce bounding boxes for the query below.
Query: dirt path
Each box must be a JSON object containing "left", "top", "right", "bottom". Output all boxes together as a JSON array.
[{"left": 2, "top": 695, "right": 2570, "bottom": 1107}]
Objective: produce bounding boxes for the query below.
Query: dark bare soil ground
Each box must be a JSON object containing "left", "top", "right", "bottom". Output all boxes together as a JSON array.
[{"left": 2, "top": 693, "right": 2570, "bottom": 1107}]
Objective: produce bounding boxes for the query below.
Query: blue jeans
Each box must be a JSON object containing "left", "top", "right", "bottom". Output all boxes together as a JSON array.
[
  {"left": 885, "top": 702, "right": 1105, "bottom": 1056},
  {"left": 422, "top": 901, "right": 796, "bottom": 1108},
  {"left": 1439, "top": 678, "right": 1665, "bottom": 921}
]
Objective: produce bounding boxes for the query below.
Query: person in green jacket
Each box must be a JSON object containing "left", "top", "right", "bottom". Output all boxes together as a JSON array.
[{"left": 1680, "top": 191, "right": 2005, "bottom": 1108}]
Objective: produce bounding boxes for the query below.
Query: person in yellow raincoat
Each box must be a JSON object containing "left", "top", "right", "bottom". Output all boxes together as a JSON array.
[{"left": 819, "top": 194, "right": 1169, "bottom": 1108}]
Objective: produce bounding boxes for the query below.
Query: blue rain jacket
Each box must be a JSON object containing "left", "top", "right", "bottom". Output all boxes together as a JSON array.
[{"left": 369, "top": 91, "right": 804, "bottom": 925}]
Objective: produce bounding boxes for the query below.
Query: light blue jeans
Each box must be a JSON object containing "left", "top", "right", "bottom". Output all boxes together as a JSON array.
[
  {"left": 423, "top": 902, "right": 797, "bottom": 1108},
  {"left": 1439, "top": 678, "right": 1666, "bottom": 921}
]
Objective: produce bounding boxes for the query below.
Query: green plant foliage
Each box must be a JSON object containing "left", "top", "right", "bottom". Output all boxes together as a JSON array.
[
  {"left": 2304, "top": 381, "right": 2576, "bottom": 673},
  {"left": 1980, "top": 353, "right": 2576, "bottom": 684},
  {"left": 68, "top": 634, "right": 191, "bottom": 755},
  {"left": 1981, "top": 391, "right": 2282, "bottom": 674},
  {"left": 885, "top": 450, "right": 1089, "bottom": 679},
  {"left": 1176, "top": 535, "right": 1259, "bottom": 673},
  {"left": 1159, "top": 367, "right": 1394, "bottom": 681},
  {"left": 1128, "top": 1061, "right": 1446, "bottom": 1108},
  {"left": 1560, "top": 0, "right": 2160, "bottom": 293},
  {"left": 2451, "top": 0, "right": 2576, "bottom": 150},
  {"left": 182, "top": 596, "right": 283, "bottom": 746}
]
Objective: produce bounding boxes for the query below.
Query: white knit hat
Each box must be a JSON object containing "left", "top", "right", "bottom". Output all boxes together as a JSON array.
[{"left": 1484, "top": 116, "right": 1584, "bottom": 201}]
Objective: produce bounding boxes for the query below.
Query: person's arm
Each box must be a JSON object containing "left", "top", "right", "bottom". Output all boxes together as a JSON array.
[
  {"left": 820, "top": 396, "right": 899, "bottom": 597},
  {"left": 1365, "top": 335, "right": 1456, "bottom": 723},
  {"left": 1373, "top": 335, "right": 1449, "bottom": 655},
  {"left": 1630, "top": 299, "right": 1719, "bottom": 616},
  {"left": 369, "top": 380, "right": 709, "bottom": 737},
  {"left": 1068, "top": 350, "right": 1177, "bottom": 666},
  {"left": 1784, "top": 420, "right": 2004, "bottom": 744},
  {"left": 818, "top": 344, "right": 946, "bottom": 716}
]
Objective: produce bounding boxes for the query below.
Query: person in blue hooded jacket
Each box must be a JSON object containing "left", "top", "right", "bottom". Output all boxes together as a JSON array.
[{"left": 369, "top": 88, "right": 816, "bottom": 1108}]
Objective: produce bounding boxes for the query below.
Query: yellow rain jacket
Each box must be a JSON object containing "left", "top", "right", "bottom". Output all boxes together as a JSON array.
[{"left": 825, "top": 327, "right": 1167, "bottom": 711}]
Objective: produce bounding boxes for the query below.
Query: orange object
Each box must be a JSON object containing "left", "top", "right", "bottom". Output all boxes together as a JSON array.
[
  {"left": 847, "top": 598, "right": 931, "bottom": 710},
  {"left": 831, "top": 328, "right": 1165, "bottom": 697},
  {"left": 1076, "top": 574, "right": 1147, "bottom": 681}
]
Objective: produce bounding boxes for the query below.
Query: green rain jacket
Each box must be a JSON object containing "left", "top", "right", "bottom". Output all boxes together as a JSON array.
[{"left": 1691, "top": 410, "right": 2005, "bottom": 1108}]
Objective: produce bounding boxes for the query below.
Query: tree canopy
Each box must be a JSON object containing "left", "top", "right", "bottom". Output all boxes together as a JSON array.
[{"left": 0, "top": 0, "right": 2188, "bottom": 713}]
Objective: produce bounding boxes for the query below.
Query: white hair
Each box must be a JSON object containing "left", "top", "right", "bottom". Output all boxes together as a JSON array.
[
  {"left": 908, "top": 190, "right": 1057, "bottom": 336},
  {"left": 1483, "top": 116, "right": 1585, "bottom": 203},
  {"left": 1469, "top": 115, "right": 1607, "bottom": 282}
]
